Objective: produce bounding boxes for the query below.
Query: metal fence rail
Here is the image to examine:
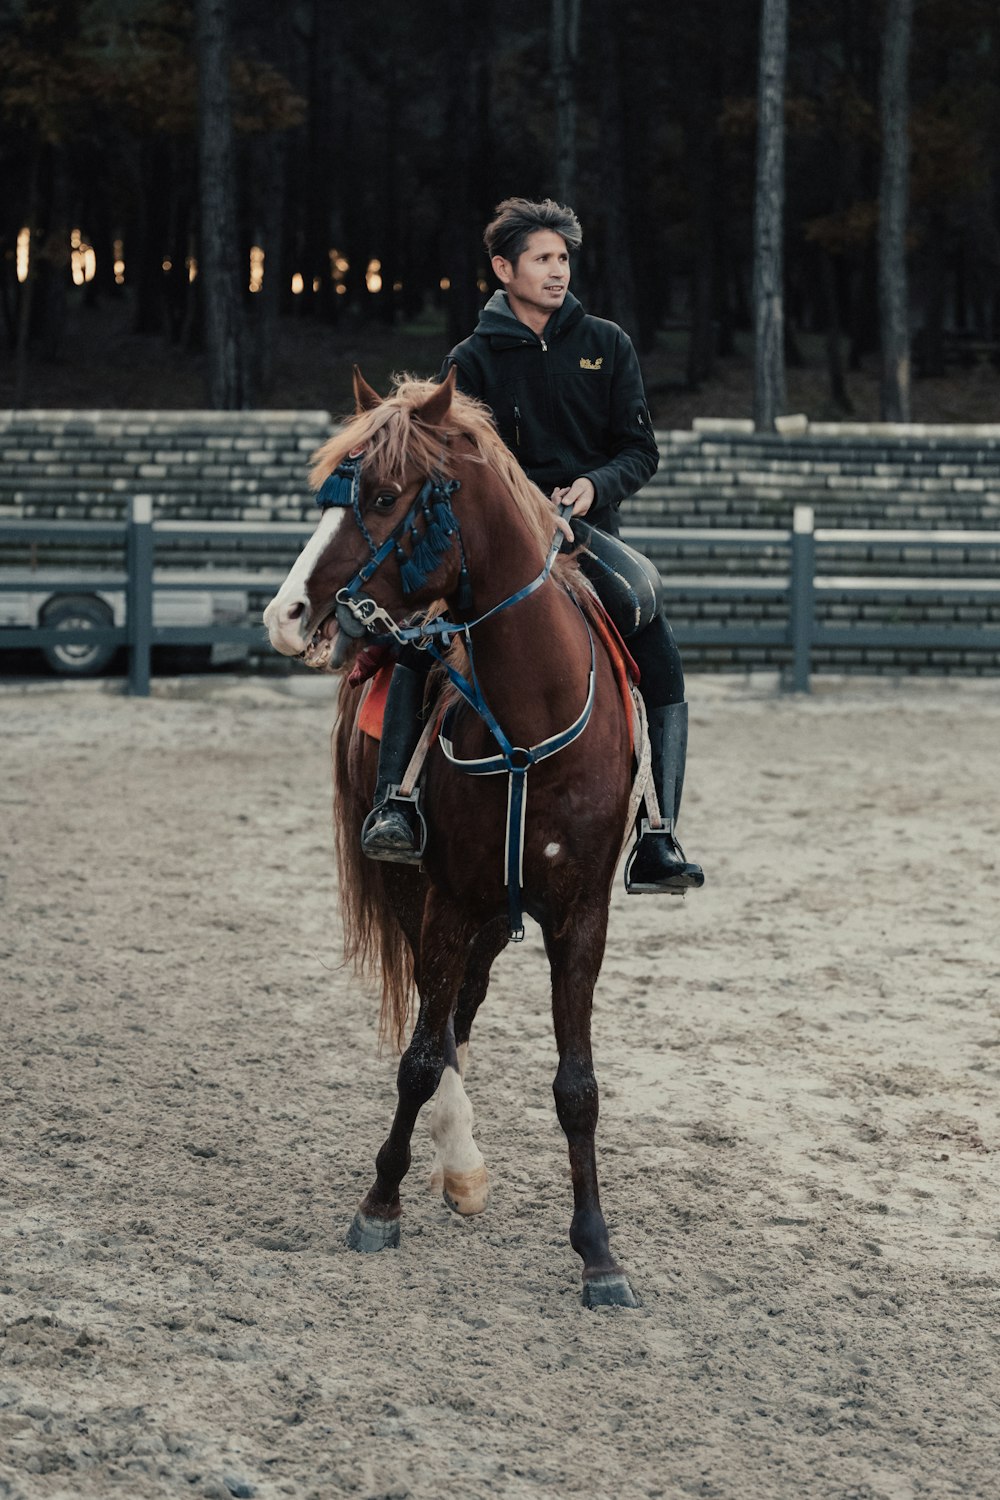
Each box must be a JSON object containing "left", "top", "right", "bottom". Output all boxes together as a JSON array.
[
  {"left": 2, "top": 502, "right": 999, "bottom": 695},
  {"left": 0, "top": 502, "right": 311, "bottom": 694},
  {"left": 628, "top": 505, "right": 1000, "bottom": 690}
]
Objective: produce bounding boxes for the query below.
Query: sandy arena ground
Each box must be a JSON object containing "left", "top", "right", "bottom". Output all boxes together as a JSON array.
[{"left": 1, "top": 672, "right": 998, "bottom": 1500}]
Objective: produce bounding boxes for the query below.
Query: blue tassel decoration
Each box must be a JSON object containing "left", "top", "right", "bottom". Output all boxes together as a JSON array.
[
  {"left": 316, "top": 457, "right": 360, "bottom": 510},
  {"left": 399, "top": 498, "right": 458, "bottom": 595}
]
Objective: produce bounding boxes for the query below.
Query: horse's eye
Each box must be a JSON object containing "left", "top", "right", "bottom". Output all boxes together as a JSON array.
[{"left": 374, "top": 490, "right": 400, "bottom": 512}]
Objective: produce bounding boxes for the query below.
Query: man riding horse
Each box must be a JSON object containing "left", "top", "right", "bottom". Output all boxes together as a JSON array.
[{"left": 362, "top": 196, "right": 705, "bottom": 895}]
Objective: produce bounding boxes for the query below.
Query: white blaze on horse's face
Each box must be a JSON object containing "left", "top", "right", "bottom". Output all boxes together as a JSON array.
[{"left": 262, "top": 507, "right": 348, "bottom": 661}]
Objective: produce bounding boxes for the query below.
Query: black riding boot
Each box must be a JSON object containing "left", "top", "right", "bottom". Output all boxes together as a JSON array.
[
  {"left": 624, "top": 701, "right": 705, "bottom": 894},
  {"left": 360, "top": 663, "right": 427, "bottom": 864}
]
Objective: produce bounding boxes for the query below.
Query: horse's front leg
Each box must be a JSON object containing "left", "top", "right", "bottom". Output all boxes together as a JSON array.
[
  {"left": 427, "top": 917, "right": 508, "bottom": 1215},
  {"left": 347, "top": 894, "right": 473, "bottom": 1253},
  {"left": 545, "top": 903, "right": 638, "bottom": 1308}
]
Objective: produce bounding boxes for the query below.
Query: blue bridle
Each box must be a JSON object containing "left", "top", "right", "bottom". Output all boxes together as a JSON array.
[
  {"left": 316, "top": 451, "right": 472, "bottom": 636},
  {"left": 316, "top": 449, "right": 595, "bottom": 940}
]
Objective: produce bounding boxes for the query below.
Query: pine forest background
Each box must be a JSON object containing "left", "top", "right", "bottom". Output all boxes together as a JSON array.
[{"left": 2, "top": 0, "right": 1000, "bottom": 425}]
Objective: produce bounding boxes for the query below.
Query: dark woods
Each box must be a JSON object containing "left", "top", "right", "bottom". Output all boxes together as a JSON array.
[{"left": 1, "top": 0, "right": 998, "bottom": 417}]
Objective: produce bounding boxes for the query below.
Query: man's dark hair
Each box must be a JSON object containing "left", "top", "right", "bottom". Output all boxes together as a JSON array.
[{"left": 484, "top": 198, "right": 583, "bottom": 266}]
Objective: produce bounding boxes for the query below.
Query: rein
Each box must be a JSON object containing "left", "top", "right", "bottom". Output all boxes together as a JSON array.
[{"left": 316, "top": 450, "right": 591, "bottom": 940}]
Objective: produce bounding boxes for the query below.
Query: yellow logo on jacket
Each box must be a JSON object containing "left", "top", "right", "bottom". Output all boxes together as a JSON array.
[{"left": 579, "top": 357, "right": 603, "bottom": 370}]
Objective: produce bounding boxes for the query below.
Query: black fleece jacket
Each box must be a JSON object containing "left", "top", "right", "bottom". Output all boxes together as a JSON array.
[{"left": 440, "top": 291, "right": 659, "bottom": 535}]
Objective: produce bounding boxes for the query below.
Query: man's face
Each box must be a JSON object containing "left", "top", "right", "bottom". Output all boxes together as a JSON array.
[{"left": 492, "top": 230, "right": 570, "bottom": 321}]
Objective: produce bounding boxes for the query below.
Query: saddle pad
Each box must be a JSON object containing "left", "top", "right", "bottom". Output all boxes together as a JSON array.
[
  {"left": 358, "top": 663, "right": 394, "bottom": 740},
  {"left": 588, "top": 603, "right": 639, "bottom": 755}
]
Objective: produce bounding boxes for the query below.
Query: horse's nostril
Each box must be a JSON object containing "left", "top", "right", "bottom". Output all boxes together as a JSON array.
[{"left": 286, "top": 600, "right": 305, "bottom": 621}]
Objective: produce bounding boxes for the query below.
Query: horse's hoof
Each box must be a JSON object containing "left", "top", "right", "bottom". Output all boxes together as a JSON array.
[
  {"left": 345, "top": 1210, "right": 401, "bottom": 1253},
  {"left": 442, "top": 1165, "right": 489, "bottom": 1216},
  {"left": 581, "top": 1272, "right": 638, "bottom": 1309}
]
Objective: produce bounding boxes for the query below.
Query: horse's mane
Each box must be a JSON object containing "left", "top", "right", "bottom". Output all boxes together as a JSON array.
[{"left": 309, "top": 375, "right": 555, "bottom": 561}]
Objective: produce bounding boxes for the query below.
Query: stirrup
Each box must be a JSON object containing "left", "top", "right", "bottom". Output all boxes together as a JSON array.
[
  {"left": 360, "top": 785, "right": 427, "bottom": 865},
  {"left": 624, "top": 818, "right": 704, "bottom": 895}
]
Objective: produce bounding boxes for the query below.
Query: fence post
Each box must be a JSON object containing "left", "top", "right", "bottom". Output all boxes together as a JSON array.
[
  {"left": 789, "top": 504, "right": 815, "bottom": 693},
  {"left": 126, "top": 495, "right": 154, "bottom": 697}
]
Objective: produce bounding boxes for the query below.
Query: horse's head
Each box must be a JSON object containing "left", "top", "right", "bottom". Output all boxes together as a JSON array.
[{"left": 264, "top": 368, "right": 467, "bottom": 668}]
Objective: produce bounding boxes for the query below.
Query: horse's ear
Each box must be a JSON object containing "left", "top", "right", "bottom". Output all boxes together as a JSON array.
[
  {"left": 353, "top": 366, "right": 383, "bottom": 413},
  {"left": 414, "top": 366, "right": 457, "bottom": 430}
]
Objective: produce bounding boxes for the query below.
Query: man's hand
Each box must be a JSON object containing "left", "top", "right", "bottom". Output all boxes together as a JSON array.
[{"left": 550, "top": 477, "right": 595, "bottom": 541}]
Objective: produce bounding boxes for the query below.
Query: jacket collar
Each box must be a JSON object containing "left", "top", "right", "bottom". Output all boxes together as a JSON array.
[{"left": 474, "top": 290, "right": 585, "bottom": 348}]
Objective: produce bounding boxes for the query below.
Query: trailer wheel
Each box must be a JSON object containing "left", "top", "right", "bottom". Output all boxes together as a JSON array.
[{"left": 40, "top": 595, "right": 116, "bottom": 677}]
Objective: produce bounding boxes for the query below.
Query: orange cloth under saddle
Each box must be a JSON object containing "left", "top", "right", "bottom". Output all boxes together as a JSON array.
[
  {"left": 357, "top": 602, "right": 638, "bottom": 752},
  {"left": 357, "top": 663, "right": 394, "bottom": 739},
  {"left": 588, "top": 604, "right": 639, "bottom": 754}
]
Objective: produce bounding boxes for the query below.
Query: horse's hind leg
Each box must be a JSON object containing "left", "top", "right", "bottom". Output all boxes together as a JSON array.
[
  {"left": 347, "top": 896, "right": 472, "bottom": 1253},
  {"left": 545, "top": 906, "right": 638, "bottom": 1309},
  {"left": 428, "top": 918, "right": 507, "bottom": 1215}
]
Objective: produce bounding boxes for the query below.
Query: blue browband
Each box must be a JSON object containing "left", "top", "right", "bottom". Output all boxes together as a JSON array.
[{"left": 318, "top": 451, "right": 591, "bottom": 940}]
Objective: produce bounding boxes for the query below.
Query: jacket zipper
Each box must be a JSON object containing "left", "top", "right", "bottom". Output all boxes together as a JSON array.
[{"left": 513, "top": 335, "right": 547, "bottom": 448}]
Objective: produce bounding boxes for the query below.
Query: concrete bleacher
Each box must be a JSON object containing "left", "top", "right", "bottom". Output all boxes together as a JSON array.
[
  {"left": 2, "top": 409, "right": 1000, "bottom": 675},
  {"left": 629, "top": 422, "right": 1000, "bottom": 676},
  {"left": 0, "top": 410, "right": 332, "bottom": 524}
]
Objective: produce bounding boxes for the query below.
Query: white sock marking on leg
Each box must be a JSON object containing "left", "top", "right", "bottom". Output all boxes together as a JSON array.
[{"left": 428, "top": 1066, "right": 484, "bottom": 1176}]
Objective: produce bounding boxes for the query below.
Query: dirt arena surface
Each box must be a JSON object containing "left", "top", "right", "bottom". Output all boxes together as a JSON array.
[{"left": 1, "top": 673, "right": 998, "bottom": 1500}]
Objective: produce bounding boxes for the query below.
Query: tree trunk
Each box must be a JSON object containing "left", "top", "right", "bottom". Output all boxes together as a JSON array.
[
  {"left": 594, "top": 0, "right": 638, "bottom": 333},
  {"left": 821, "top": 251, "right": 852, "bottom": 412},
  {"left": 752, "top": 0, "right": 788, "bottom": 431},
  {"left": 712, "top": 157, "right": 737, "bottom": 358},
  {"left": 131, "top": 139, "right": 170, "bottom": 336},
  {"left": 378, "top": 60, "right": 400, "bottom": 328},
  {"left": 848, "top": 247, "right": 879, "bottom": 368},
  {"left": 36, "top": 149, "right": 71, "bottom": 365},
  {"left": 12, "top": 144, "right": 42, "bottom": 410},
  {"left": 248, "top": 131, "right": 287, "bottom": 394},
  {"left": 878, "top": 0, "right": 913, "bottom": 422},
  {"left": 685, "top": 113, "right": 715, "bottom": 387},
  {"left": 443, "top": 0, "right": 483, "bottom": 345},
  {"left": 195, "top": 0, "right": 247, "bottom": 409},
  {"left": 551, "top": 0, "right": 581, "bottom": 207},
  {"left": 305, "top": 0, "right": 341, "bottom": 324},
  {"left": 918, "top": 208, "right": 946, "bottom": 378}
]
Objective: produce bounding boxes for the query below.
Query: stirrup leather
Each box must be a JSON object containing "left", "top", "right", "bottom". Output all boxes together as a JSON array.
[{"left": 360, "top": 784, "right": 428, "bottom": 864}]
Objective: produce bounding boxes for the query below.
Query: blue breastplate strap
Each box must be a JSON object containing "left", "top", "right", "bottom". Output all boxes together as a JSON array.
[{"left": 436, "top": 601, "right": 596, "bottom": 942}]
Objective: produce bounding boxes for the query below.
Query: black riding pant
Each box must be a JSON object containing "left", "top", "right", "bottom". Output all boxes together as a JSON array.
[{"left": 572, "top": 521, "right": 684, "bottom": 707}]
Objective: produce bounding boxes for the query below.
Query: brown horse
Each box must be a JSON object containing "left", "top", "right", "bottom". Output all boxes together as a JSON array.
[{"left": 264, "top": 369, "right": 639, "bottom": 1307}]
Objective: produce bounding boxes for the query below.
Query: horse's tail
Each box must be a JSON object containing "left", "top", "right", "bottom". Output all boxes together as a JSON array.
[{"left": 331, "top": 679, "right": 416, "bottom": 1052}]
